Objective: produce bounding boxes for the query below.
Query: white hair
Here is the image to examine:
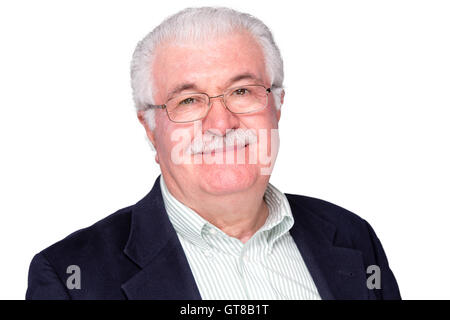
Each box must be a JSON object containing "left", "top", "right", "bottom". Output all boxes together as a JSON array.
[{"left": 130, "top": 6, "right": 284, "bottom": 129}]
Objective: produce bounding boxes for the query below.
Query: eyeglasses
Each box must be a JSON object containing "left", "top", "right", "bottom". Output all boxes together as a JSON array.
[{"left": 144, "top": 84, "right": 272, "bottom": 123}]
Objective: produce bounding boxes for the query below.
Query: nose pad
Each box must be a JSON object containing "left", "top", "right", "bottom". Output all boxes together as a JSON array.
[
  {"left": 210, "top": 95, "right": 227, "bottom": 109},
  {"left": 203, "top": 95, "right": 229, "bottom": 118},
  {"left": 202, "top": 95, "right": 240, "bottom": 133}
]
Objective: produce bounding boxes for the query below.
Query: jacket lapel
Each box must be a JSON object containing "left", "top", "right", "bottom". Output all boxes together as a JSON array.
[
  {"left": 121, "top": 176, "right": 201, "bottom": 300},
  {"left": 287, "top": 195, "right": 369, "bottom": 300}
]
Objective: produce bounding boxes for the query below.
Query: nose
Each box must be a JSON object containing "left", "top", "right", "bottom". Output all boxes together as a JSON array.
[{"left": 202, "top": 95, "right": 241, "bottom": 136}]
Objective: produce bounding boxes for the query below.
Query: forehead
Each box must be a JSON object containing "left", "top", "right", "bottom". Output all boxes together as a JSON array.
[{"left": 152, "top": 31, "right": 268, "bottom": 98}]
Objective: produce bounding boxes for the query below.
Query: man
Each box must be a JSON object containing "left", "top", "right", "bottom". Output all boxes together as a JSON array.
[{"left": 26, "top": 7, "right": 401, "bottom": 300}]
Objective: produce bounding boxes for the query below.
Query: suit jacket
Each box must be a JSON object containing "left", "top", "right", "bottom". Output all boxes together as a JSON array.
[{"left": 26, "top": 175, "right": 401, "bottom": 300}]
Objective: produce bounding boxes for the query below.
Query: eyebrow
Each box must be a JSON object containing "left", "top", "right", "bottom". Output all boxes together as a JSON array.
[
  {"left": 227, "top": 73, "right": 263, "bottom": 86},
  {"left": 166, "top": 72, "right": 264, "bottom": 100},
  {"left": 167, "top": 83, "right": 199, "bottom": 100}
]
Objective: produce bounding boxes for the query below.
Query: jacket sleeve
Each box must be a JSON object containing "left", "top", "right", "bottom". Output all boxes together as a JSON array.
[
  {"left": 26, "top": 252, "right": 71, "bottom": 300},
  {"left": 364, "top": 221, "right": 401, "bottom": 299}
]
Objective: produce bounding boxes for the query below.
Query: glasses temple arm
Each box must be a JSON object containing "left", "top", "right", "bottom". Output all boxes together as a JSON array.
[{"left": 143, "top": 104, "right": 166, "bottom": 111}]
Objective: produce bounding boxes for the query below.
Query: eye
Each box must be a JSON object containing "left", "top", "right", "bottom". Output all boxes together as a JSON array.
[
  {"left": 232, "top": 88, "right": 249, "bottom": 96},
  {"left": 179, "top": 97, "right": 196, "bottom": 105}
]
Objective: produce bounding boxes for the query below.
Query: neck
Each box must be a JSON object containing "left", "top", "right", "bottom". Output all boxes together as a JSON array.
[{"left": 162, "top": 174, "right": 269, "bottom": 244}]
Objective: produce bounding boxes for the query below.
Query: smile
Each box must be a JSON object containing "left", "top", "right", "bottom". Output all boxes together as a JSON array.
[{"left": 201, "top": 142, "right": 250, "bottom": 155}]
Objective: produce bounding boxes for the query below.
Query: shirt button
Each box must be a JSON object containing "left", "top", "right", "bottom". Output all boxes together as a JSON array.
[
  {"left": 209, "top": 228, "right": 217, "bottom": 235},
  {"left": 242, "top": 254, "right": 249, "bottom": 262}
]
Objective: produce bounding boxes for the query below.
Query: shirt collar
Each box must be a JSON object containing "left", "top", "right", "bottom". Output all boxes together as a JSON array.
[
  {"left": 160, "top": 175, "right": 294, "bottom": 252},
  {"left": 263, "top": 183, "right": 294, "bottom": 252},
  {"left": 160, "top": 175, "right": 210, "bottom": 250}
]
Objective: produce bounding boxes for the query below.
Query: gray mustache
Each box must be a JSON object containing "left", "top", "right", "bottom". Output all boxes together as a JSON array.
[{"left": 188, "top": 129, "right": 258, "bottom": 155}]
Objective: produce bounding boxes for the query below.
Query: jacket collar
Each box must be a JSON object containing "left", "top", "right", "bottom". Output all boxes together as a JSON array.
[
  {"left": 122, "top": 175, "right": 201, "bottom": 299},
  {"left": 286, "top": 194, "right": 368, "bottom": 300},
  {"left": 121, "top": 176, "right": 367, "bottom": 300}
]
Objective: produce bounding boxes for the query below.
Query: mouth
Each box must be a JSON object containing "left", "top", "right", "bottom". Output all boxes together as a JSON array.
[{"left": 199, "top": 142, "right": 250, "bottom": 155}]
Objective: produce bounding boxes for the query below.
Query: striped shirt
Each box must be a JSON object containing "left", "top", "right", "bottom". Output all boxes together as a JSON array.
[{"left": 160, "top": 175, "right": 321, "bottom": 300}]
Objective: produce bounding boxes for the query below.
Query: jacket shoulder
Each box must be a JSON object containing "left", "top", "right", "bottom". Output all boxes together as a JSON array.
[
  {"left": 285, "top": 193, "right": 368, "bottom": 237},
  {"left": 26, "top": 205, "right": 137, "bottom": 299},
  {"left": 41, "top": 205, "right": 133, "bottom": 261}
]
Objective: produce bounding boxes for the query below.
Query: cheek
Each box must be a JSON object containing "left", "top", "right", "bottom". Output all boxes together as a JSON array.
[
  {"left": 153, "top": 113, "right": 195, "bottom": 161},
  {"left": 153, "top": 111, "right": 173, "bottom": 154},
  {"left": 247, "top": 94, "right": 279, "bottom": 129},
  {"left": 265, "top": 106, "right": 279, "bottom": 128},
  {"left": 267, "top": 96, "right": 280, "bottom": 127},
  {"left": 241, "top": 106, "right": 279, "bottom": 131}
]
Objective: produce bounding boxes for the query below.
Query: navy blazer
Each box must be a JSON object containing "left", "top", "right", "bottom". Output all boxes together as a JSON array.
[{"left": 26, "top": 176, "right": 401, "bottom": 300}]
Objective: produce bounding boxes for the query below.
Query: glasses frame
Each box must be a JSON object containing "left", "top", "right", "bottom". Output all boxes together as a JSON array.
[{"left": 143, "top": 84, "right": 272, "bottom": 123}]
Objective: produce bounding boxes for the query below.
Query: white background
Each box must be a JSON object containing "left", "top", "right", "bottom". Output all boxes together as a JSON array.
[{"left": 1, "top": 0, "right": 449, "bottom": 300}]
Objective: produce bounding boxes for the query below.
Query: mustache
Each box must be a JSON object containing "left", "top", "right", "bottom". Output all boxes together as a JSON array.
[{"left": 187, "top": 129, "right": 258, "bottom": 155}]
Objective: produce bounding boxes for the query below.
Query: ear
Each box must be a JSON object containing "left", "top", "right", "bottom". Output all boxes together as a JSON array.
[
  {"left": 137, "top": 110, "right": 159, "bottom": 163},
  {"left": 276, "top": 89, "right": 285, "bottom": 122}
]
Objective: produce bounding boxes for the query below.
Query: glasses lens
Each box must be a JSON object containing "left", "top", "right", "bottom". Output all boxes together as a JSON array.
[
  {"left": 225, "top": 85, "right": 268, "bottom": 114},
  {"left": 166, "top": 93, "right": 209, "bottom": 122}
]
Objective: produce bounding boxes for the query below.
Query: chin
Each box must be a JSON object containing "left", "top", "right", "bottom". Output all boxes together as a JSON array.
[{"left": 198, "top": 164, "right": 260, "bottom": 195}]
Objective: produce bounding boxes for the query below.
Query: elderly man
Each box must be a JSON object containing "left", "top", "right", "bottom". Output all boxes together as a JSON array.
[{"left": 26, "top": 7, "right": 400, "bottom": 300}]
